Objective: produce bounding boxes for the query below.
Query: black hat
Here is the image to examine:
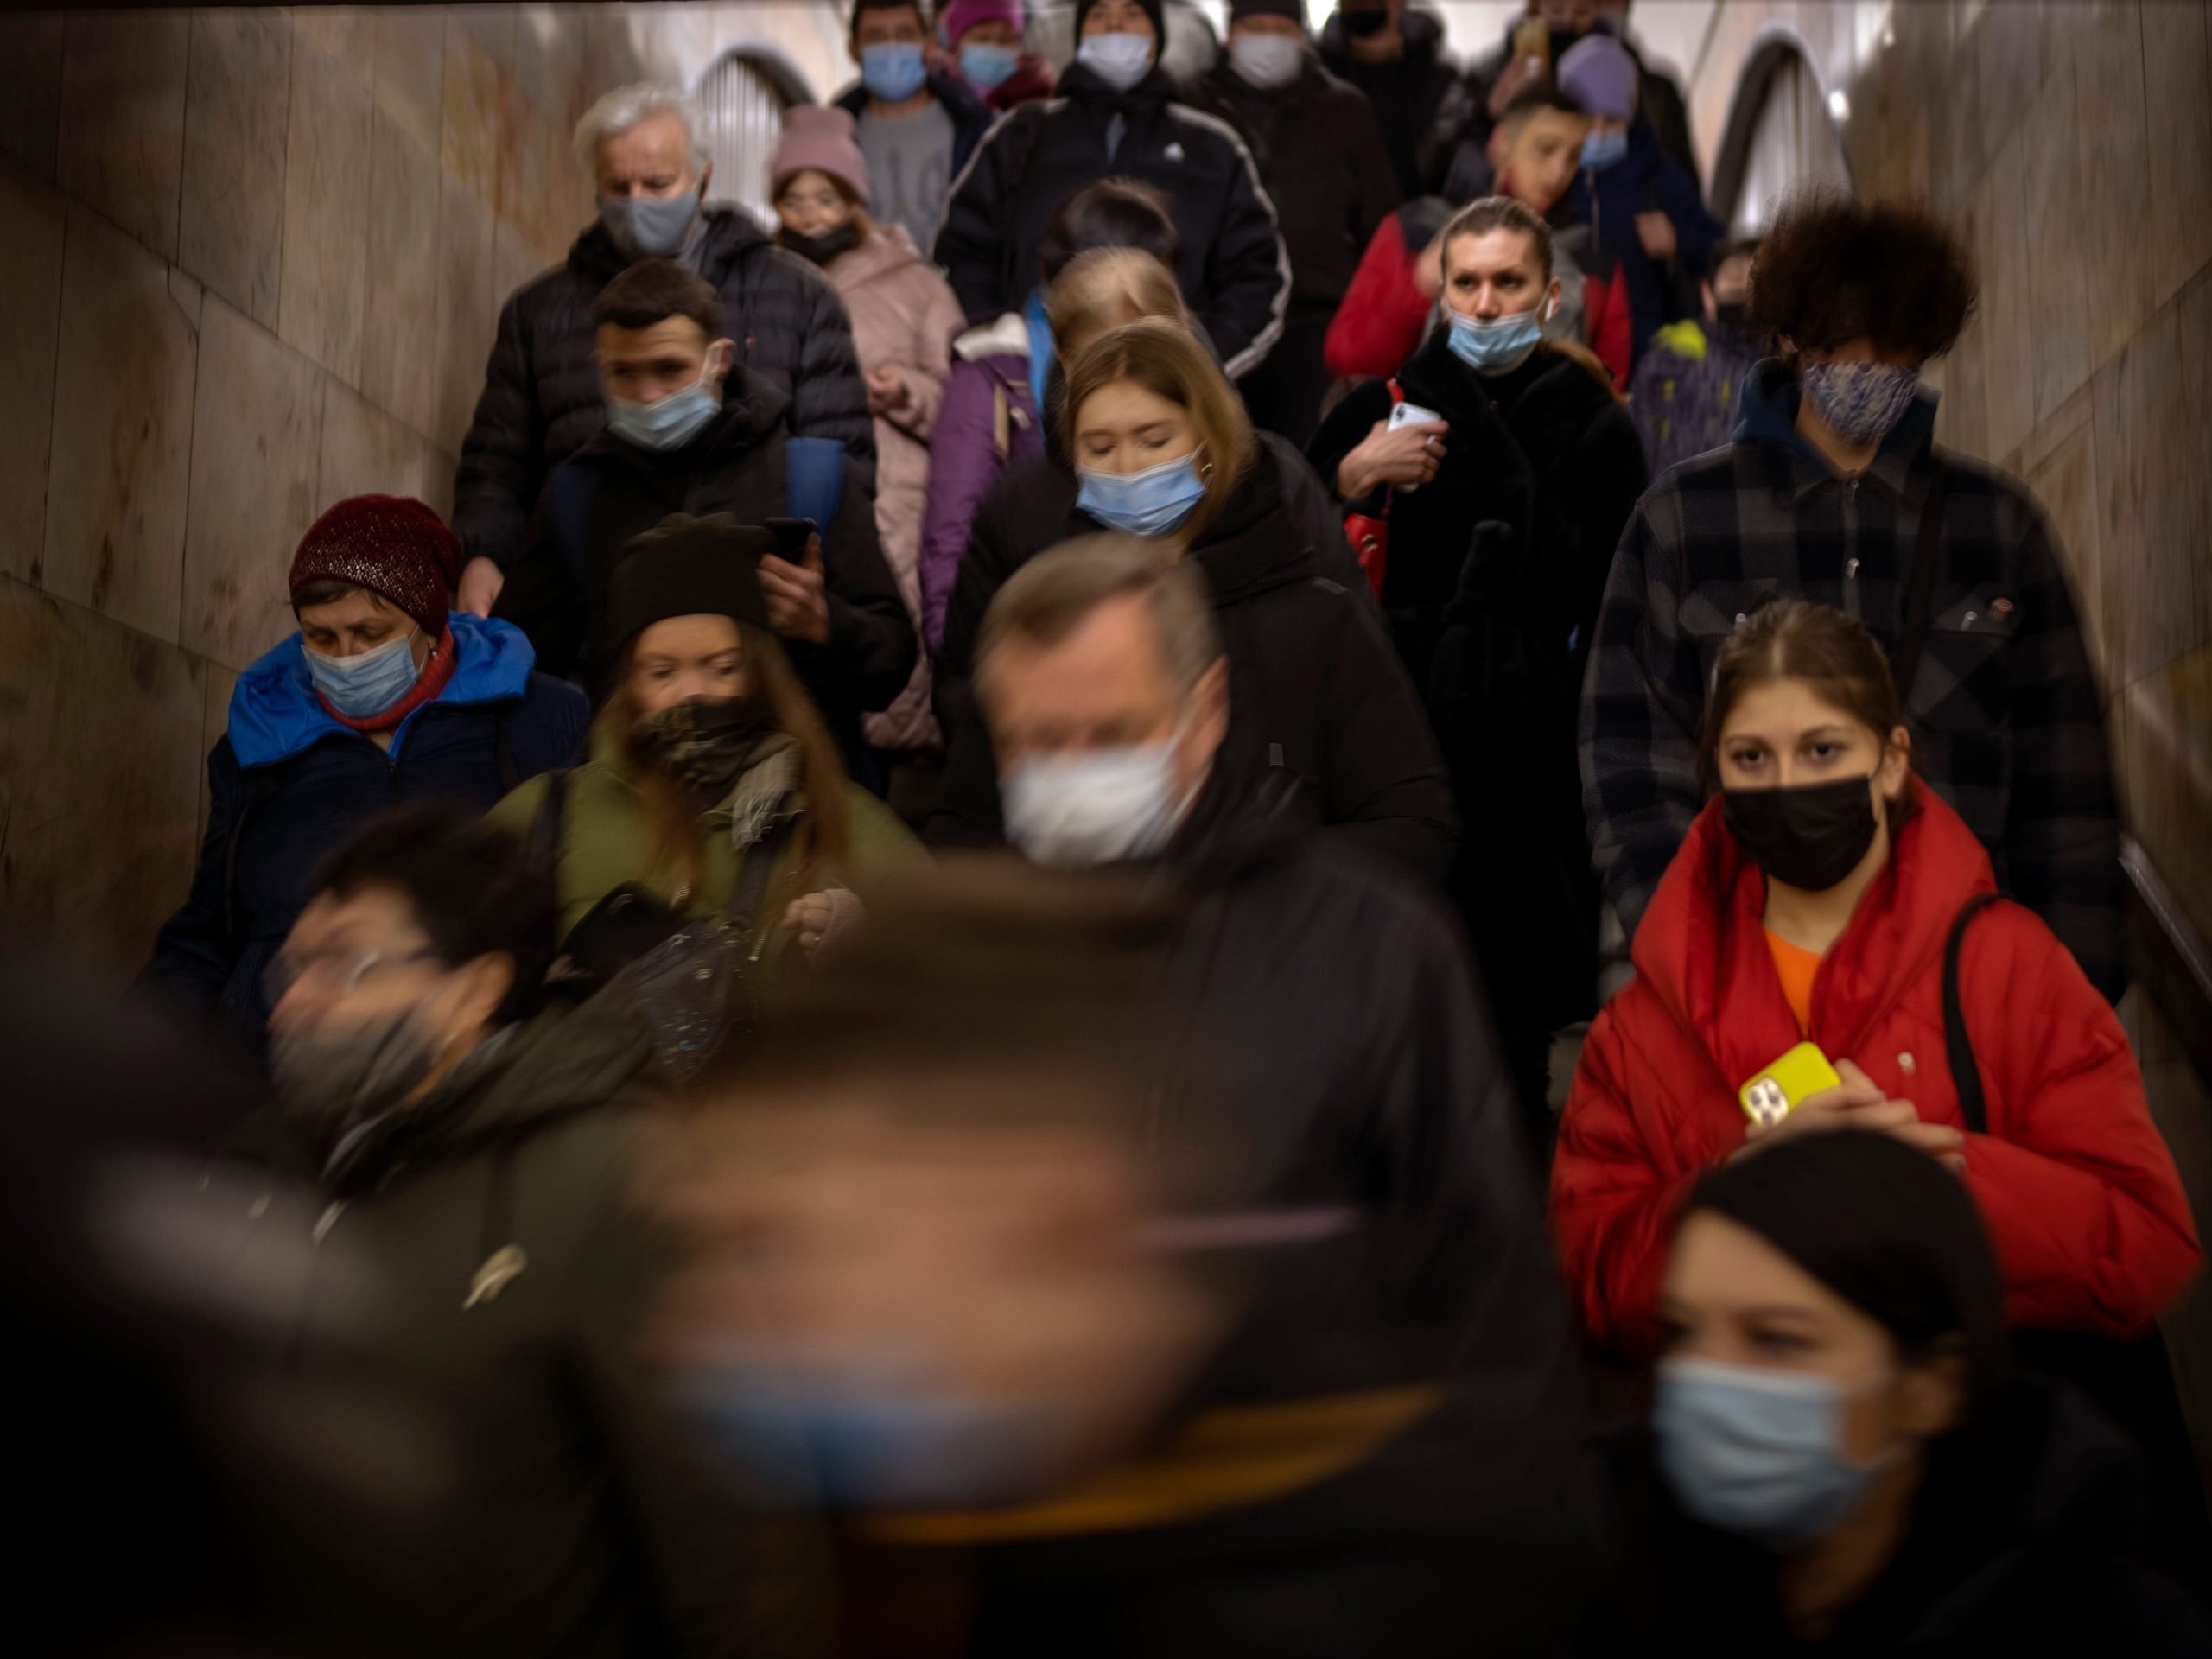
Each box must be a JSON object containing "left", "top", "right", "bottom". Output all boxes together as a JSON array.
[
  {"left": 607, "top": 513, "right": 774, "bottom": 651},
  {"left": 1229, "top": 0, "right": 1305, "bottom": 23},
  {"left": 1074, "top": 0, "right": 1167, "bottom": 50}
]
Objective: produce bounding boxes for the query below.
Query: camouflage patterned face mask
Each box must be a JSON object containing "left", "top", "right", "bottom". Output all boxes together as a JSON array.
[
  {"left": 1800, "top": 360, "right": 1921, "bottom": 445},
  {"left": 628, "top": 696, "right": 779, "bottom": 807}
]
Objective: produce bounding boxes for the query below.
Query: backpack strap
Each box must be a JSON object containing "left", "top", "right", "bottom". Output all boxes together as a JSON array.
[
  {"left": 1891, "top": 461, "right": 1950, "bottom": 713},
  {"left": 728, "top": 815, "right": 798, "bottom": 943},
  {"left": 1942, "top": 891, "right": 2005, "bottom": 1135}
]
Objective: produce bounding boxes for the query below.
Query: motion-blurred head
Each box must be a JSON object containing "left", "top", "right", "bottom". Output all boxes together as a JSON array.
[{"left": 977, "top": 534, "right": 1230, "bottom": 868}]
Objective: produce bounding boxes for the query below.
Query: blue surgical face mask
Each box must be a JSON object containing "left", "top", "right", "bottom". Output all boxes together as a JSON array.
[
  {"left": 1077, "top": 30, "right": 1154, "bottom": 92},
  {"left": 1582, "top": 126, "right": 1630, "bottom": 171},
  {"left": 608, "top": 367, "right": 722, "bottom": 451},
  {"left": 1800, "top": 360, "right": 1923, "bottom": 445},
  {"left": 861, "top": 41, "right": 929, "bottom": 102},
  {"left": 600, "top": 187, "right": 701, "bottom": 260},
  {"left": 304, "top": 628, "right": 423, "bottom": 718},
  {"left": 960, "top": 41, "right": 1020, "bottom": 90},
  {"left": 1654, "top": 1357, "right": 1902, "bottom": 1548},
  {"left": 1077, "top": 451, "right": 1208, "bottom": 537},
  {"left": 1003, "top": 728, "right": 1192, "bottom": 869},
  {"left": 1446, "top": 307, "right": 1547, "bottom": 375}
]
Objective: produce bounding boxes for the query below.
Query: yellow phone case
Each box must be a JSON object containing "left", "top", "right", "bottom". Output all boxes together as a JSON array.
[{"left": 1738, "top": 1042, "right": 1844, "bottom": 1128}]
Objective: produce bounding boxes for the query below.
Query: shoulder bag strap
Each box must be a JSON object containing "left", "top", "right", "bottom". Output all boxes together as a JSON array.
[
  {"left": 728, "top": 815, "right": 799, "bottom": 939},
  {"left": 1942, "top": 891, "right": 2005, "bottom": 1135},
  {"left": 1890, "top": 461, "right": 1949, "bottom": 714}
]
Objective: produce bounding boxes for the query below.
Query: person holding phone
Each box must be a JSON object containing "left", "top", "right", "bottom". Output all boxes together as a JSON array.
[
  {"left": 1308, "top": 194, "right": 1646, "bottom": 1135},
  {"left": 492, "top": 258, "right": 915, "bottom": 783},
  {"left": 1549, "top": 598, "right": 2198, "bottom": 1364}
]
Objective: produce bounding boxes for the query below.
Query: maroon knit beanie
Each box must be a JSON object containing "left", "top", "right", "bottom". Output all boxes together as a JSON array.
[{"left": 288, "top": 495, "right": 458, "bottom": 636}]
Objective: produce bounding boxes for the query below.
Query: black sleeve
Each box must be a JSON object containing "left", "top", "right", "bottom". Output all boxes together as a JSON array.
[
  {"left": 1566, "top": 405, "right": 1651, "bottom": 671},
  {"left": 785, "top": 262, "right": 880, "bottom": 493},
  {"left": 1306, "top": 378, "right": 1395, "bottom": 508},
  {"left": 453, "top": 292, "right": 543, "bottom": 573},
  {"left": 139, "top": 738, "right": 251, "bottom": 1012},
  {"left": 1195, "top": 123, "right": 1292, "bottom": 381},
  {"left": 491, "top": 494, "right": 589, "bottom": 683},
  {"left": 933, "top": 108, "right": 1029, "bottom": 321},
  {"left": 789, "top": 479, "right": 918, "bottom": 715},
  {"left": 922, "top": 703, "right": 1009, "bottom": 851}
]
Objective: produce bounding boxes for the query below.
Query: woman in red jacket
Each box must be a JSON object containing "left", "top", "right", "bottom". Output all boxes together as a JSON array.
[{"left": 1552, "top": 598, "right": 2198, "bottom": 1359}]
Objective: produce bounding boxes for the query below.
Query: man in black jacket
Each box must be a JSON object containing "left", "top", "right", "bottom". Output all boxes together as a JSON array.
[
  {"left": 454, "top": 82, "right": 874, "bottom": 617},
  {"left": 1183, "top": 0, "right": 1399, "bottom": 446},
  {"left": 1317, "top": 1, "right": 1469, "bottom": 200},
  {"left": 493, "top": 261, "right": 915, "bottom": 772},
  {"left": 934, "top": 0, "right": 1292, "bottom": 383}
]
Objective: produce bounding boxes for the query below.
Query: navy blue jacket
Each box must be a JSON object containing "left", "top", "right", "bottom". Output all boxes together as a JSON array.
[
  {"left": 1560, "top": 119, "right": 1720, "bottom": 372},
  {"left": 143, "top": 614, "right": 588, "bottom": 1046}
]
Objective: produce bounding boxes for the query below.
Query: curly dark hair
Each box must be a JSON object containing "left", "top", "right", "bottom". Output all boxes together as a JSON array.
[{"left": 1747, "top": 192, "right": 1976, "bottom": 358}]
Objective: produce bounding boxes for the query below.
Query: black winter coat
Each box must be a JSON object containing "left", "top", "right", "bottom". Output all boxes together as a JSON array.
[
  {"left": 1180, "top": 51, "right": 1401, "bottom": 326},
  {"left": 1311, "top": 337, "right": 1646, "bottom": 1034},
  {"left": 1317, "top": 7, "right": 1469, "bottom": 201},
  {"left": 1586, "top": 1378, "right": 2212, "bottom": 1656},
  {"left": 213, "top": 999, "right": 823, "bottom": 1659},
  {"left": 944, "top": 784, "right": 1592, "bottom": 1656},
  {"left": 925, "top": 435, "right": 1457, "bottom": 881},
  {"left": 491, "top": 371, "right": 917, "bottom": 754},
  {"left": 454, "top": 209, "right": 875, "bottom": 574},
  {"left": 933, "top": 64, "right": 1291, "bottom": 380},
  {"left": 141, "top": 617, "right": 588, "bottom": 1048}
]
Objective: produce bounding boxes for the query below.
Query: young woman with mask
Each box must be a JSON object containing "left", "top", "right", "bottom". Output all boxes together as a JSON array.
[
  {"left": 928, "top": 315, "right": 1455, "bottom": 880},
  {"left": 1309, "top": 194, "right": 1648, "bottom": 1136},
  {"left": 933, "top": 0, "right": 1292, "bottom": 385},
  {"left": 769, "top": 107, "right": 964, "bottom": 814},
  {"left": 1551, "top": 600, "right": 2197, "bottom": 1356},
  {"left": 1589, "top": 1129, "right": 2210, "bottom": 1651},
  {"left": 488, "top": 516, "right": 923, "bottom": 992},
  {"left": 143, "top": 495, "right": 587, "bottom": 1050}
]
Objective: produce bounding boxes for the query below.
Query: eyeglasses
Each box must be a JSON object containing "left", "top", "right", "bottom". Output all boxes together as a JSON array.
[{"left": 264, "top": 945, "right": 438, "bottom": 1006}]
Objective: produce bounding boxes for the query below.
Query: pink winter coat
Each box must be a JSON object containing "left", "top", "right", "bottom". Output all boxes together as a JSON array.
[{"left": 824, "top": 224, "right": 965, "bottom": 753}]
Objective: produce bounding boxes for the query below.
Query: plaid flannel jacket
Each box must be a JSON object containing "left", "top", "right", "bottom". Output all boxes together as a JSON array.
[{"left": 1580, "top": 365, "right": 2124, "bottom": 1000}]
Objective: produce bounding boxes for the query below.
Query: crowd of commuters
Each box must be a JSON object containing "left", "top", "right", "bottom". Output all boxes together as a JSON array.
[{"left": 90, "top": 3, "right": 2209, "bottom": 1654}]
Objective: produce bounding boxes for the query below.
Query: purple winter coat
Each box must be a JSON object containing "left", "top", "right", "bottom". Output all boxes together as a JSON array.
[{"left": 918, "top": 316, "right": 1043, "bottom": 654}]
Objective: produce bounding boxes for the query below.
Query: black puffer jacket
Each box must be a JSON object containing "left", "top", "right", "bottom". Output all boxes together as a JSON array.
[
  {"left": 212, "top": 999, "right": 825, "bottom": 1658},
  {"left": 933, "top": 63, "right": 1291, "bottom": 380},
  {"left": 492, "top": 370, "right": 916, "bottom": 754},
  {"left": 454, "top": 208, "right": 875, "bottom": 573},
  {"left": 1181, "top": 49, "right": 1401, "bottom": 326},
  {"left": 926, "top": 435, "right": 1457, "bottom": 881}
]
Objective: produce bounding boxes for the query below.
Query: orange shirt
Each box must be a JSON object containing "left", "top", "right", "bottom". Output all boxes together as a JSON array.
[{"left": 1765, "top": 930, "right": 1823, "bottom": 1033}]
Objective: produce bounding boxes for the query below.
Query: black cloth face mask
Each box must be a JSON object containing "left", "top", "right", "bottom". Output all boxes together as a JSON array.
[
  {"left": 779, "top": 223, "right": 861, "bottom": 268},
  {"left": 1722, "top": 776, "right": 1881, "bottom": 893}
]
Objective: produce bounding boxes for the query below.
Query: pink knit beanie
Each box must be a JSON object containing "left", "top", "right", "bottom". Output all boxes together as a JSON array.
[
  {"left": 941, "top": 0, "right": 1023, "bottom": 42},
  {"left": 769, "top": 105, "right": 870, "bottom": 207}
]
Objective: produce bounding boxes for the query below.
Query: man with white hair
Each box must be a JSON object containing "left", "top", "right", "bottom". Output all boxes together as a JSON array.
[{"left": 453, "top": 83, "right": 874, "bottom": 618}]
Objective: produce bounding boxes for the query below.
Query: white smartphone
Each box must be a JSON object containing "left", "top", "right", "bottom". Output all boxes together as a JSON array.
[{"left": 1387, "top": 400, "right": 1443, "bottom": 491}]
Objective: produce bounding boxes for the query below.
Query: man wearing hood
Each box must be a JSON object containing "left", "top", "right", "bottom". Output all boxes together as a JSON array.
[
  {"left": 1580, "top": 196, "right": 2123, "bottom": 1001},
  {"left": 1317, "top": 0, "right": 1468, "bottom": 201},
  {"left": 1183, "top": 0, "right": 1400, "bottom": 446},
  {"left": 452, "top": 83, "right": 874, "bottom": 620}
]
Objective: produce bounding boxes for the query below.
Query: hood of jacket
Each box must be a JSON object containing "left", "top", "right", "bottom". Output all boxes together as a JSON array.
[
  {"left": 823, "top": 219, "right": 931, "bottom": 291},
  {"left": 953, "top": 310, "right": 1032, "bottom": 363},
  {"left": 228, "top": 612, "right": 539, "bottom": 770},
  {"left": 570, "top": 364, "right": 793, "bottom": 478},
  {"left": 1734, "top": 355, "right": 1940, "bottom": 474},
  {"left": 319, "top": 995, "right": 653, "bottom": 1195},
  {"left": 564, "top": 204, "right": 770, "bottom": 289},
  {"left": 1629, "top": 776, "right": 1997, "bottom": 1093},
  {"left": 1200, "top": 42, "right": 1334, "bottom": 111},
  {"left": 1319, "top": 4, "right": 1445, "bottom": 65}
]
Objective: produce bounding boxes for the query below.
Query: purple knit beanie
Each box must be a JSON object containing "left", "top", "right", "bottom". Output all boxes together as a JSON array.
[{"left": 1558, "top": 34, "right": 1639, "bottom": 122}]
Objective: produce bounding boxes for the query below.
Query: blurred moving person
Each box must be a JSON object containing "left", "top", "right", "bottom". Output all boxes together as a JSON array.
[
  {"left": 1182, "top": 0, "right": 1400, "bottom": 447},
  {"left": 490, "top": 259, "right": 915, "bottom": 781},
  {"left": 770, "top": 107, "right": 966, "bottom": 812},
  {"left": 832, "top": 0, "right": 996, "bottom": 252},
  {"left": 1554, "top": 602, "right": 2204, "bottom": 1586},
  {"left": 1581, "top": 196, "right": 2125, "bottom": 1000},
  {"left": 934, "top": 0, "right": 1292, "bottom": 385},
  {"left": 1629, "top": 236, "right": 1762, "bottom": 474},
  {"left": 920, "top": 179, "right": 1184, "bottom": 657},
  {"left": 941, "top": 0, "right": 1056, "bottom": 110},
  {"left": 1311, "top": 197, "right": 1645, "bottom": 1131},
  {"left": 1316, "top": 0, "right": 1465, "bottom": 200},
  {"left": 1586, "top": 1132, "right": 2211, "bottom": 1653},
  {"left": 454, "top": 83, "right": 872, "bottom": 618},
  {"left": 491, "top": 517, "right": 922, "bottom": 1006},
  {"left": 1466, "top": 1, "right": 1697, "bottom": 192},
  {"left": 220, "top": 804, "right": 822, "bottom": 1657},
  {"left": 931, "top": 314, "right": 1455, "bottom": 879},
  {"left": 144, "top": 496, "right": 585, "bottom": 1050}
]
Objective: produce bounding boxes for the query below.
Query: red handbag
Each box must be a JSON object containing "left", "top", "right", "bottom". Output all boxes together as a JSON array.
[{"left": 1341, "top": 379, "right": 1402, "bottom": 601}]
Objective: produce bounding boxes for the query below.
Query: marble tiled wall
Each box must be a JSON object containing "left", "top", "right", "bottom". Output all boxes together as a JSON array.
[{"left": 0, "top": 4, "right": 851, "bottom": 972}]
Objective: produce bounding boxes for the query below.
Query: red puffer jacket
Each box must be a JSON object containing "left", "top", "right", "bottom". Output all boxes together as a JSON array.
[{"left": 1550, "top": 779, "right": 2199, "bottom": 1358}]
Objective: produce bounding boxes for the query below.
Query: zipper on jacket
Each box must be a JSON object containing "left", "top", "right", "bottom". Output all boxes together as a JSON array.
[{"left": 1841, "top": 479, "right": 1863, "bottom": 620}]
